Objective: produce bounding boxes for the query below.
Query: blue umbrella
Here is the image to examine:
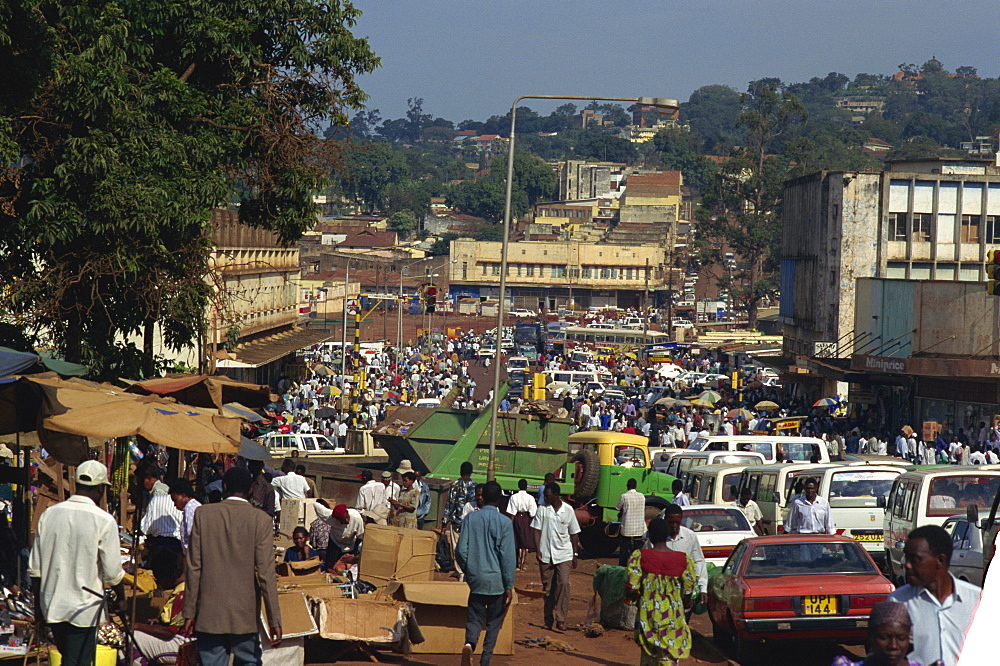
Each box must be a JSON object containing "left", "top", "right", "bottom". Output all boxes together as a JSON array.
[{"left": 813, "top": 397, "right": 840, "bottom": 408}]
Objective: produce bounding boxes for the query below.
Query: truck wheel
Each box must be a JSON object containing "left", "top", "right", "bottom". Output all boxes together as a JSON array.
[
  {"left": 578, "top": 524, "right": 618, "bottom": 558},
  {"left": 644, "top": 497, "right": 671, "bottom": 524},
  {"left": 571, "top": 449, "right": 601, "bottom": 501}
]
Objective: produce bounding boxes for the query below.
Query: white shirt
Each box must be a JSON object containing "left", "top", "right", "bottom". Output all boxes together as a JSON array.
[
  {"left": 785, "top": 494, "right": 835, "bottom": 534},
  {"left": 732, "top": 499, "right": 763, "bottom": 529},
  {"left": 662, "top": 525, "right": 708, "bottom": 593},
  {"left": 355, "top": 480, "right": 389, "bottom": 511},
  {"left": 530, "top": 502, "right": 581, "bottom": 565},
  {"left": 271, "top": 471, "right": 311, "bottom": 499},
  {"left": 891, "top": 574, "right": 980, "bottom": 666},
  {"left": 141, "top": 490, "right": 182, "bottom": 539},
  {"left": 673, "top": 491, "right": 691, "bottom": 506},
  {"left": 315, "top": 504, "right": 365, "bottom": 551},
  {"left": 505, "top": 490, "right": 537, "bottom": 517},
  {"left": 616, "top": 489, "right": 646, "bottom": 538},
  {"left": 29, "top": 495, "right": 125, "bottom": 626}
]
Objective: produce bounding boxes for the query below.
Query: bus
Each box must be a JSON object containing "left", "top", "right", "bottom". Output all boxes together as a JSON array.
[
  {"left": 546, "top": 322, "right": 569, "bottom": 354},
  {"left": 563, "top": 326, "right": 668, "bottom": 350}
]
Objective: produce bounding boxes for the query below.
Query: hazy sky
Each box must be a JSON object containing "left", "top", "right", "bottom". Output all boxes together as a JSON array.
[{"left": 351, "top": 0, "right": 998, "bottom": 122}]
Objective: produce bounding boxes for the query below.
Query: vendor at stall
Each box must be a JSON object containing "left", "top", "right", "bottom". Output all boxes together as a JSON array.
[
  {"left": 315, "top": 503, "right": 364, "bottom": 572},
  {"left": 131, "top": 549, "right": 190, "bottom": 665}
]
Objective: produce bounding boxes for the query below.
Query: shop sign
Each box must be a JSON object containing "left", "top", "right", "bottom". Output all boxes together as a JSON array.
[{"left": 851, "top": 354, "right": 1000, "bottom": 378}]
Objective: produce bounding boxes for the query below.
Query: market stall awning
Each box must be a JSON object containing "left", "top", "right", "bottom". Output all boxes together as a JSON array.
[
  {"left": 0, "top": 347, "right": 88, "bottom": 377},
  {"left": 215, "top": 328, "right": 336, "bottom": 369},
  {"left": 43, "top": 395, "right": 239, "bottom": 455},
  {"left": 127, "top": 374, "right": 272, "bottom": 409}
]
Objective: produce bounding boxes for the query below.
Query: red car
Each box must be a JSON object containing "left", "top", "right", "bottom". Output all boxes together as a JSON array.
[{"left": 707, "top": 534, "right": 894, "bottom": 663}]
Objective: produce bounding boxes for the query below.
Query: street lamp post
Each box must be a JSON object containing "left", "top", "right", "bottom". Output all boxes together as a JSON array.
[{"left": 485, "top": 94, "right": 678, "bottom": 482}]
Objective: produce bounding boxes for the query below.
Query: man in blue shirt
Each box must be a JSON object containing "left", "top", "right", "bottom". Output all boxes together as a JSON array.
[
  {"left": 536, "top": 473, "right": 555, "bottom": 506},
  {"left": 456, "top": 481, "right": 515, "bottom": 666}
]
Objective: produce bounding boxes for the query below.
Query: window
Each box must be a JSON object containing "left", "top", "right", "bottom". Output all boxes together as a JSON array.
[
  {"left": 516, "top": 264, "right": 521, "bottom": 276},
  {"left": 462, "top": 262, "right": 468, "bottom": 280},
  {"left": 600, "top": 268, "right": 610, "bottom": 279},
  {"left": 961, "top": 215, "right": 981, "bottom": 243},
  {"left": 912, "top": 213, "right": 932, "bottom": 242},
  {"left": 491, "top": 264, "right": 501, "bottom": 276},
  {"left": 569, "top": 267, "right": 580, "bottom": 278},
  {"left": 987, "top": 216, "right": 1000, "bottom": 243},
  {"left": 611, "top": 268, "right": 619, "bottom": 279},
  {"left": 626, "top": 268, "right": 633, "bottom": 280},
  {"left": 582, "top": 267, "right": 592, "bottom": 279},
  {"left": 888, "top": 212, "right": 907, "bottom": 241},
  {"left": 526, "top": 265, "right": 535, "bottom": 277},
  {"left": 481, "top": 263, "right": 487, "bottom": 276}
]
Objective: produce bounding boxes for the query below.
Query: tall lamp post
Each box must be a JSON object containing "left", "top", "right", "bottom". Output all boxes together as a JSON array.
[{"left": 485, "top": 94, "right": 678, "bottom": 482}]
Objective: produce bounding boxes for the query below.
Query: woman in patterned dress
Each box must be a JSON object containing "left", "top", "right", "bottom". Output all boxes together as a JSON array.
[{"left": 626, "top": 517, "right": 697, "bottom": 665}]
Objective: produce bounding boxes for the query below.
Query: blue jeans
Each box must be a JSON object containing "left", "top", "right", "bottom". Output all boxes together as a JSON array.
[
  {"left": 465, "top": 593, "right": 508, "bottom": 666},
  {"left": 195, "top": 632, "right": 261, "bottom": 666}
]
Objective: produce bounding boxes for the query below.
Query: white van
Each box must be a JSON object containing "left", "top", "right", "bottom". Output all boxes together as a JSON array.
[
  {"left": 505, "top": 356, "right": 531, "bottom": 373},
  {"left": 542, "top": 369, "right": 598, "bottom": 398},
  {"left": 685, "top": 464, "right": 749, "bottom": 505},
  {"left": 659, "top": 451, "right": 766, "bottom": 479},
  {"left": 688, "top": 434, "right": 830, "bottom": 465},
  {"left": 787, "top": 465, "right": 907, "bottom": 565},
  {"left": 264, "top": 432, "right": 341, "bottom": 454},
  {"left": 737, "top": 463, "right": 841, "bottom": 535},
  {"left": 884, "top": 468, "right": 1000, "bottom": 585}
]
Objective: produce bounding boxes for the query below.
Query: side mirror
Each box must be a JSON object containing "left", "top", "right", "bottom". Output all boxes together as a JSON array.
[
  {"left": 967, "top": 504, "right": 980, "bottom": 527},
  {"left": 876, "top": 495, "right": 886, "bottom": 509}
]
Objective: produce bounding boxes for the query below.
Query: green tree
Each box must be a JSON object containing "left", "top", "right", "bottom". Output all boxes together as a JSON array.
[
  {"left": 682, "top": 84, "right": 743, "bottom": 153},
  {"left": 337, "top": 142, "right": 409, "bottom": 212},
  {"left": 0, "top": 0, "right": 378, "bottom": 377},
  {"left": 387, "top": 210, "right": 419, "bottom": 239},
  {"left": 446, "top": 153, "right": 556, "bottom": 222},
  {"left": 696, "top": 80, "right": 805, "bottom": 328},
  {"left": 576, "top": 130, "right": 637, "bottom": 163},
  {"left": 652, "top": 126, "right": 719, "bottom": 191}
]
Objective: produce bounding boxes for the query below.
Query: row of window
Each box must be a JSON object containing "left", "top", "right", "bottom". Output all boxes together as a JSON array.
[
  {"left": 479, "top": 263, "right": 651, "bottom": 280},
  {"left": 537, "top": 208, "right": 591, "bottom": 218},
  {"left": 887, "top": 212, "right": 1000, "bottom": 243}
]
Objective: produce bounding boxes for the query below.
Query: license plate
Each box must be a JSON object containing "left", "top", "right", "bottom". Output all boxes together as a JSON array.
[
  {"left": 852, "top": 533, "right": 883, "bottom": 542},
  {"left": 803, "top": 595, "right": 837, "bottom": 615}
]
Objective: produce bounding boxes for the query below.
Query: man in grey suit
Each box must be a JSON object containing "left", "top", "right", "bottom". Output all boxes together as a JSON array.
[{"left": 183, "top": 467, "right": 281, "bottom": 666}]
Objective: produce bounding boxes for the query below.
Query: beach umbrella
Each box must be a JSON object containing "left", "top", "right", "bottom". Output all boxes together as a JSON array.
[
  {"left": 813, "top": 397, "right": 840, "bottom": 408},
  {"left": 690, "top": 398, "right": 715, "bottom": 408},
  {"left": 655, "top": 397, "right": 675, "bottom": 405},
  {"left": 314, "top": 406, "right": 338, "bottom": 419},
  {"left": 697, "top": 390, "right": 722, "bottom": 404},
  {"left": 727, "top": 408, "right": 754, "bottom": 421},
  {"left": 321, "top": 385, "right": 342, "bottom": 397},
  {"left": 755, "top": 400, "right": 779, "bottom": 410}
]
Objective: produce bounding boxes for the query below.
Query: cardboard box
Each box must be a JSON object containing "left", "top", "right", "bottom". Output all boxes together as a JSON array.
[
  {"left": 385, "top": 581, "right": 515, "bottom": 655},
  {"left": 261, "top": 592, "right": 319, "bottom": 639},
  {"left": 312, "top": 594, "right": 408, "bottom": 643},
  {"left": 360, "top": 524, "right": 437, "bottom": 588}
]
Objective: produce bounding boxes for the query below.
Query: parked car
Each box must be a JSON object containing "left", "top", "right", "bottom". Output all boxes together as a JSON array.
[
  {"left": 943, "top": 514, "right": 985, "bottom": 586},
  {"left": 671, "top": 318, "right": 694, "bottom": 329},
  {"left": 679, "top": 504, "right": 756, "bottom": 566},
  {"left": 708, "top": 535, "right": 893, "bottom": 663},
  {"left": 509, "top": 308, "right": 536, "bottom": 318}
]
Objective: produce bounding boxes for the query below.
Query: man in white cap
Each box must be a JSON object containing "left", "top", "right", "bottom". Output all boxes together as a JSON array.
[{"left": 29, "top": 460, "right": 125, "bottom": 666}]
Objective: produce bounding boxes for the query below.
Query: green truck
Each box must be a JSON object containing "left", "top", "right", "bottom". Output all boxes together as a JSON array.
[{"left": 371, "top": 386, "right": 677, "bottom": 556}]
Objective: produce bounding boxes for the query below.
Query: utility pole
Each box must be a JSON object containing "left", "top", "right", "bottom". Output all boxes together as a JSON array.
[{"left": 642, "top": 258, "right": 650, "bottom": 351}]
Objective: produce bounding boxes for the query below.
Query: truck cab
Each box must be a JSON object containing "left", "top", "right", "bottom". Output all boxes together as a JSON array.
[{"left": 567, "top": 431, "right": 676, "bottom": 555}]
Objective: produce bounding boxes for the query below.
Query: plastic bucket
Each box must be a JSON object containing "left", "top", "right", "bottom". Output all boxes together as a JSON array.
[{"left": 48, "top": 644, "right": 117, "bottom": 666}]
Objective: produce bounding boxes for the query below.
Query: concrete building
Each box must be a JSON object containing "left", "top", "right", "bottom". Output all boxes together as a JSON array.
[
  {"left": 208, "top": 209, "right": 333, "bottom": 385},
  {"left": 780, "top": 159, "right": 1000, "bottom": 361},
  {"left": 448, "top": 238, "right": 669, "bottom": 311},
  {"left": 557, "top": 160, "right": 623, "bottom": 201}
]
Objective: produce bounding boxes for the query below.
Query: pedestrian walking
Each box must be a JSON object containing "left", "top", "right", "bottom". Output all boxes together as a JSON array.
[
  {"left": 785, "top": 477, "right": 835, "bottom": 534},
  {"left": 444, "top": 462, "right": 477, "bottom": 581},
  {"left": 456, "top": 481, "right": 516, "bottom": 666},
  {"left": 616, "top": 478, "right": 645, "bottom": 567},
  {"left": 505, "top": 478, "right": 537, "bottom": 571},
  {"left": 183, "top": 467, "right": 282, "bottom": 666},
  {"left": 732, "top": 487, "right": 765, "bottom": 536},
  {"left": 888, "top": 525, "right": 979, "bottom": 666},
  {"left": 626, "top": 517, "right": 697, "bottom": 665},
  {"left": 656, "top": 504, "right": 708, "bottom": 609},
  {"left": 29, "top": 460, "right": 125, "bottom": 666},
  {"left": 530, "top": 482, "right": 581, "bottom": 632}
]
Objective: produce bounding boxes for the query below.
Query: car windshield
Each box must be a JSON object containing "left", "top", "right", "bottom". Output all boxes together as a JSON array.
[
  {"left": 927, "top": 475, "right": 1000, "bottom": 517},
  {"left": 682, "top": 508, "right": 750, "bottom": 532},
  {"left": 743, "top": 541, "right": 877, "bottom": 577},
  {"left": 783, "top": 441, "right": 818, "bottom": 461},
  {"left": 829, "top": 470, "right": 900, "bottom": 508}
]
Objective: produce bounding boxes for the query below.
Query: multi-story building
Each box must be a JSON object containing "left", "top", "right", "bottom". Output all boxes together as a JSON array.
[
  {"left": 556, "top": 160, "right": 624, "bottom": 201},
  {"left": 448, "top": 238, "right": 670, "bottom": 311},
  {"left": 208, "top": 209, "right": 332, "bottom": 385}
]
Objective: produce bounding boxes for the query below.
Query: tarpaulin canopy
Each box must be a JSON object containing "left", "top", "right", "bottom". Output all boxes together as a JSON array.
[
  {"left": 0, "top": 347, "right": 88, "bottom": 377},
  {"left": 126, "top": 374, "right": 271, "bottom": 409},
  {"left": 43, "top": 395, "right": 239, "bottom": 455},
  {"left": 223, "top": 402, "right": 264, "bottom": 422}
]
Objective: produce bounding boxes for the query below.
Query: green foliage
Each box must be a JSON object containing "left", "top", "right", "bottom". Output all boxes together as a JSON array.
[
  {"left": 652, "top": 127, "right": 719, "bottom": 191},
  {"left": 575, "top": 129, "right": 637, "bottom": 163},
  {"left": 0, "top": 0, "right": 378, "bottom": 376},
  {"left": 387, "top": 210, "right": 419, "bottom": 239},
  {"left": 446, "top": 153, "right": 556, "bottom": 221},
  {"left": 429, "top": 232, "right": 459, "bottom": 256}
]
